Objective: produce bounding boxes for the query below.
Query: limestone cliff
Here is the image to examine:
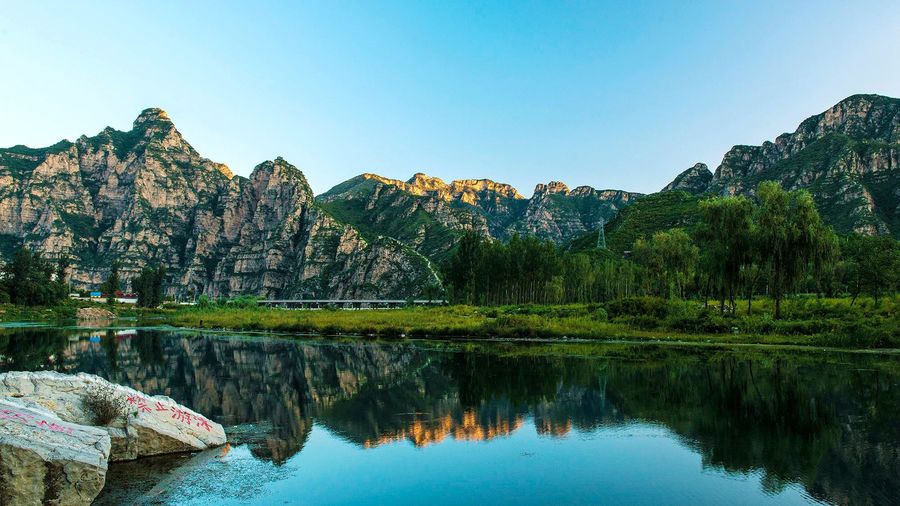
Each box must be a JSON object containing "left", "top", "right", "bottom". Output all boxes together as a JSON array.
[
  {"left": 509, "top": 182, "right": 639, "bottom": 243},
  {"left": 0, "top": 109, "right": 438, "bottom": 298},
  {"left": 707, "top": 94, "right": 900, "bottom": 235},
  {"left": 318, "top": 173, "right": 640, "bottom": 260}
]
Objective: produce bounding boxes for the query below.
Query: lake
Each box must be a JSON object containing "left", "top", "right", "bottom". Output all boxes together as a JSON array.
[{"left": 1, "top": 326, "right": 898, "bottom": 505}]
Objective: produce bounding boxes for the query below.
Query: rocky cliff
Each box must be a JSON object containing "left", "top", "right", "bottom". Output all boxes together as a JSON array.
[
  {"left": 661, "top": 163, "right": 713, "bottom": 194},
  {"left": 318, "top": 172, "right": 641, "bottom": 261},
  {"left": 701, "top": 94, "right": 899, "bottom": 235},
  {"left": 0, "top": 109, "right": 439, "bottom": 298},
  {"left": 2, "top": 94, "right": 897, "bottom": 296}
]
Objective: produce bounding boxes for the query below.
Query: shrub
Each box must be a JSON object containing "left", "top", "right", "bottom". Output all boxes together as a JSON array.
[
  {"left": 607, "top": 297, "right": 671, "bottom": 319},
  {"left": 197, "top": 294, "right": 212, "bottom": 308},
  {"left": 229, "top": 295, "right": 259, "bottom": 309},
  {"left": 666, "top": 311, "right": 732, "bottom": 333},
  {"left": 82, "top": 383, "right": 128, "bottom": 425},
  {"left": 590, "top": 307, "right": 608, "bottom": 322}
]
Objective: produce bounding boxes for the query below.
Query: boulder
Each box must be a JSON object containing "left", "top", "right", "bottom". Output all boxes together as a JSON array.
[
  {"left": 0, "top": 371, "right": 226, "bottom": 462},
  {"left": 0, "top": 397, "right": 111, "bottom": 505}
]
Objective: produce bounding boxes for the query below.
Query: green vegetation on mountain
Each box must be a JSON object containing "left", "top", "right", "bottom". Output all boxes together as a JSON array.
[
  {"left": 318, "top": 187, "right": 463, "bottom": 262},
  {"left": 709, "top": 94, "right": 900, "bottom": 237},
  {"left": 602, "top": 191, "right": 705, "bottom": 254},
  {"left": 0, "top": 110, "right": 439, "bottom": 300}
]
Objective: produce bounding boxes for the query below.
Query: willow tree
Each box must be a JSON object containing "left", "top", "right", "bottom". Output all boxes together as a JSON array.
[
  {"left": 697, "top": 196, "right": 753, "bottom": 313},
  {"left": 754, "top": 182, "right": 832, "bottom": 318},
  {"left": 634, "top": 229, "right": 698, "bottom": 299}
]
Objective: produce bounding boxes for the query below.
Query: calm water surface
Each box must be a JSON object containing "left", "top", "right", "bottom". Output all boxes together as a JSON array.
[{"left": 1, "top": 326, "right": 898, "bottom": 505}]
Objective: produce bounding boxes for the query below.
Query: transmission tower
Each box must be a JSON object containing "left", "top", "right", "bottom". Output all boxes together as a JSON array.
[{"left": 596, "top": 217, "right": 607, "bottom": 249}]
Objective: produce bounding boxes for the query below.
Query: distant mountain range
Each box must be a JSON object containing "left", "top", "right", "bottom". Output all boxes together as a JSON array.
[{"left": 1, "top": 94, "right": 897, "bottom": 298}]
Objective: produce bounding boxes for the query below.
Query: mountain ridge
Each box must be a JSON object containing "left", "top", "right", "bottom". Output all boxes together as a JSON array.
[
  {"left": 1, "top": 94, "right": 897, "bottom": 297},
  {"left": 0, "top": 110, "right": 439, "bottom": 298}
]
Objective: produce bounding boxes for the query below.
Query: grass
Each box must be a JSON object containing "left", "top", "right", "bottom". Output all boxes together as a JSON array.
[
  {"left": 0, "top": 303, "right": 82, "bottom": 323},
  {"left": 167, "top": 296, "right": 900, "bottom": 349},
  {"left": 4, "top": 296, "right": 895, "bottom": 350},
  {"left": 0, "top": 301, "right": 170, "bottom": 324}
]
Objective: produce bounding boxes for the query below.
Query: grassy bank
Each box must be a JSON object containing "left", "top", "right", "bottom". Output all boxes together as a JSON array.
[
  {"left": 0, "top": 302, "right": 83, "bottom": 323},
  {"left": 168, "top": 296, "right": 900, "bottom": 349},
  {"left": 0, "top": 301, "right": 171, "bottom": 324}
]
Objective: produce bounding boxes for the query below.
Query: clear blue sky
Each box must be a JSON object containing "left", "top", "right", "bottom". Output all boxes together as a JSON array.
[{"left": 1, "top": 1, "right": 898, "bottom": 195}]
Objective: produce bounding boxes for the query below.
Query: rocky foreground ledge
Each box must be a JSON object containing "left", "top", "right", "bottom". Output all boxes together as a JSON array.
[{"left": 0, "top": 371, "right": 226, "bottom": 505}]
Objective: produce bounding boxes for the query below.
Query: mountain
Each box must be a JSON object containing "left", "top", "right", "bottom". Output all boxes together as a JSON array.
[
  {"left": 318, "top": 173, "right": 527, "bottom": 261},
  {"left": 0, "top": 109, "right": 439, "bottom": 298},
  {"left": 661, "top": 163, "right": 713, "bottom": 194},
  {"left": 618, "top": 94, "right": 900, "bottom": 247},
  {"left": 317, "top": 173, "right": 640, "bottom": 261},
  {"left": 706, "top": 94, "right": 899, "bottom": 235},
  {"left": 1, "top": 94, "right": 897, "bottom": 298}
]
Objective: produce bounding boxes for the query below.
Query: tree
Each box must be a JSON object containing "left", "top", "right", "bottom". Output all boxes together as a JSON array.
[
  {"left": 754, "top": 182, "right": 832, "bottom": 318},
  {"left": 55, "top": 255, "right": 70, "bottom": 287},
  {"left": 442, "top": 231, "right": 483, "bottom": 305},
  {"left": 634, "top": 229, "right": 698, "bottom": 299},
  {"left": 0, "top": 248, "right": 68, "bottom": 306},
  {"left": 810, "top": 227, "right": 840, "bottom": 298},
  {"left": 102, "top": 260, "right": 121, "bottom": 305},
  {"left": 844, "top": 235, "right": 899, "bottom": 304},
  {"left": 697, "top": 196, "right": 753, "bottom": 313},
  {"left": 133, "top": 265, "right": 167, "bottom": 308}
]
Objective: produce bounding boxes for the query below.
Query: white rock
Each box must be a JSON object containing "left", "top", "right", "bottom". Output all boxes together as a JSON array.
[
  {"left": 0, "top": 371, "right": 226, "bottom": 461},
  {"left": 0, "top": 397, "right": 111, "bottom": 505}
]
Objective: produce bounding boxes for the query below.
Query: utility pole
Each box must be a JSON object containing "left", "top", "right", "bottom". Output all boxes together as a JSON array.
[{"left": 596, "top": 217, "right": 607, "bottom": 249}]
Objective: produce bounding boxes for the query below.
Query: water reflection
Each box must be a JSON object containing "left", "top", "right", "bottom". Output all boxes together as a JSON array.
[{"left": 0, "top": 328, "right": 897, "bottom": 505}]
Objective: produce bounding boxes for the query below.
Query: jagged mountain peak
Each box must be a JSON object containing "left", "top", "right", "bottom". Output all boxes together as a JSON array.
[
  {"left": 710, "top": 93, "right": 900, "bottom": 235},
  {"left": 251, "top": 157, "right": 310, "bottom": 189},
  {"left": 352, "top": 172, "right": 524, "bottom": 202},
  {"left": 534, "top": 181, "right": 570, "bottom": 195},
  {"left": 662, "top": 163, "right": 712, "bottom": 194},
  {"left": 133, "top": 107, "right": 172, "bottom": 127},
  {"left": 793, "top": 93, "right": 900, "bottom": 143},
  {"left": 450, "top": 178, "right": 524, "bottom": 200},
  {"left": 406, "top": 172, "right": 448, "bottom": 190}
]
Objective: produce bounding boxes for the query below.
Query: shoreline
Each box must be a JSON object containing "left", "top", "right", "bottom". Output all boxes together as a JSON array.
[
  {"left": 10, "top": 321, "right": 899, "bottom": 356},
  {"left": 2, "top": 297, "right": 898, "bottom": 352}
]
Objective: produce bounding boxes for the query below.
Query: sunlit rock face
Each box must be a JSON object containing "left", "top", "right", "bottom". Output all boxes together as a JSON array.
[
  {"left": 0, "top": 109, "right": 438, "bottom": 298},
  {"left": 3, "top": 94, "right": 897, "bottom": 295}
]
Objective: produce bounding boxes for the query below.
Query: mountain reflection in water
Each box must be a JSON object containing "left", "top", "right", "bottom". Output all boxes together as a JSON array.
[{"left": 1, "top": 327, "right": 897, "bottom": 505}]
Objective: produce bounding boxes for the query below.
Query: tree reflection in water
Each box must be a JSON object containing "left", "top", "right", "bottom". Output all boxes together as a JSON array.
[{"left": 0, "top": 328, "right": 897, "bottom": 504}]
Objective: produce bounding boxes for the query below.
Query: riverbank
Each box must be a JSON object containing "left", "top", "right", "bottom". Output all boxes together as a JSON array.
[
  {"left": 168, "top": 296, "right": 899, "bottom": 349},
  {"left": 0, "top": 302, "right": 170, "bottom": 324}
]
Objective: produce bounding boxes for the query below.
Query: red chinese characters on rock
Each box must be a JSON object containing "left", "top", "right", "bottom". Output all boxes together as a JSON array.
[
  {"left": 0, "top": 409, "right": 74, "bottom": 436},
  {"left": 38, "top": 419, "right": 75, "bottom": 436},
  {"left": 125, "top": 394, "right": 213, "bottom": 432}
]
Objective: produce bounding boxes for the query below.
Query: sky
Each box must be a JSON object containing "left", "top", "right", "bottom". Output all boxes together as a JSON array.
[{"left": 1, "top": 1, "right": 898, "bottom": 196}]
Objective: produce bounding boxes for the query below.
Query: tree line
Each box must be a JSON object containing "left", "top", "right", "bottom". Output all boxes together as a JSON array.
[
  {"left": 0, "top": 249, "right": 166, "bottom": 308},
  {"left": 443, "top": 182, "right": 900, "bottom": 317},
  {"left": 0, "top": 249, "right": 70, "bottom": 305}
]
